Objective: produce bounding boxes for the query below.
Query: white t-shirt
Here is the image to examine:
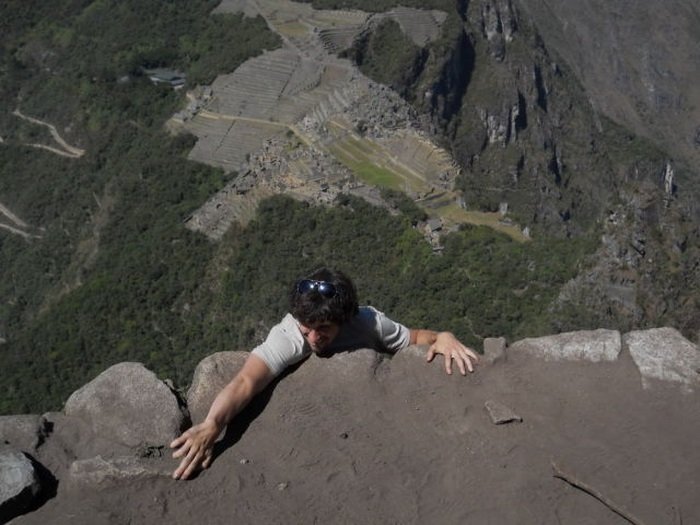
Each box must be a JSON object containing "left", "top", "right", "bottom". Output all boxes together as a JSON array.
[{"left": 251, "top": 306, "right": 411, "bottom": 376}]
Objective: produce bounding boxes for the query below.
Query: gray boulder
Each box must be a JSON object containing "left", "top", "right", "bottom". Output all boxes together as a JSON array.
[
  {"left": 0, "top": 415, "right": 47, "bottom": 451},
  {"left": 187, "top": 351, "right": 249, "bottom": 423},
  {"left": 624, "top": 327, "right": 700, "bottom": 390},
  {"left": 509, "top": 329, "right": 621, "bottom": 362},
  {"left": 0, "top": 447, "right": 42, "bottom": 522},
  {"left": 65, "top": 362, "right": 186, "bottom": 448}
]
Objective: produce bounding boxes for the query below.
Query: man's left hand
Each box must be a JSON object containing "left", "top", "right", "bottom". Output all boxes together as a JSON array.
[{"left": 426, "top": 331, "right": 479, "bottom": 375}]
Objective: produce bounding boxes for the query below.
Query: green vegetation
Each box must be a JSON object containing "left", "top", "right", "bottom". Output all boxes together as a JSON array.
[
  {"left": 342, "top": 18, "right": 425, "bottom": 97},
  {"left": 326, "top": 123, "right": 429, "bottom": 192},
  {"left": 352, "top": 162, "right": 401, "bottom": 188},
  {"left": 182, "top": 193, "right": 594, "bottom": 374},
  {"left": 6, "top": 0, "right": 688, "bottom": 418},
  {"left": 380, "top": 188, "right": 427, "bottom": 225},
  {"left": 1, "top": 170, "right": 594, "bottom": 414},
  {"left": 0, "top": 1, "right": 280, "bottom": 413},
  {"left": 2, "top": 0, "right": 583, "bottom": 415}
]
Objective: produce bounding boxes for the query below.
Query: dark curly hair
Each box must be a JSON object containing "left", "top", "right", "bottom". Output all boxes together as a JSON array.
[{"left": 290, "top": 267, "right": 359, "bottom": 326}]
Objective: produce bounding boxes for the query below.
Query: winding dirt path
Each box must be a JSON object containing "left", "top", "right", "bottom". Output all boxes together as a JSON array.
[
  {"left": 0, "top": 201, "right": 41, "bottom": 239},
  {"left": 0, "top": 202, "right": 29, "bottom": 229},
  {"left": 12, "top": 109, "right": 86, "bottom": 158}
]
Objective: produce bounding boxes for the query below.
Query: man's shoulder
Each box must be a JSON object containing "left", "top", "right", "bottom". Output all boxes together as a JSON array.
[
  {"left": 349, "top": 306, "right": 386, "bottom": 330},
  {"left": 356, "top": 305, "right": 380, "bottom": 321},
  {"left": 266, "top": 313, "right": 302, "bottom": 344},
  {"left": 334, "top": 306, "right": 409, "bottom": 353},
  {"left": 252, "top": 313, "right": 307, "bottom": 376}
]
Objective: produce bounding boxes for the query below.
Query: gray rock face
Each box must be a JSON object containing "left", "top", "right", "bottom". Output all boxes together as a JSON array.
[
  {"left": 187, "top": 351, "right": 249, "bottom": 423},
  {"left": 509, "top": 329, "right": 621, "bottom": 362},
  {"left": 309, "top": 348, "right": 382, "bottom": 380},
  {"left": 516, "top": 0, "right": 700, "bottom": 169},
  {"left": 624, "top": 327, "right": 700, "bottom": 391},
  {"left": 2, "top": 325, "right": 700, "bottom": 522},
  {"left": 482, "top": 337, "right": 507, "bottom": 364},
  {"left": 0, "top": 415, "right": 47, "bottom": 451},
  {"left": 64, "top": 362, "right": 186, "bottom": 448},
  {"left": 0, "top": 447, "right": 41, "bottom": 522}
]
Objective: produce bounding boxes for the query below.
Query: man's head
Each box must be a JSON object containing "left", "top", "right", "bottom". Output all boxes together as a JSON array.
[{"left": 290, "top": 267, "right": 358, "bottom": 353}]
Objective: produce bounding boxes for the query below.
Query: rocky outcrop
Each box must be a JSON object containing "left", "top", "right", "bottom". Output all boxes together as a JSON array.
[
  {"left": 624, "top": 327, "right": 700, "bottom": 390},
  {"left": 480, "top": 0, "right": 517, "bottom": 61},
  {"left": 408, "top": 1, "right": 700, "bottom": 340},
  {"left": 550, "top": 179, "right": 700, "bottom": 342},
  {"left": 64, "top": 362, "right": 188, "bottom": 449},
  {"left": 0, "top": 363, "right": 188, "bottom": 521},
  {"left": 187, "top": 351, "right": 248, "bottom": 423},
  {"left": 509, "top": 329, "right": 621, "bottom": 362},
  {"left": 0, "top": 416, "right": 48, "bottom": 452},
  {"left": 0, "top": 448, "right": 42, "bottom": 523},
  {"left": 514, "top": 0, "right": 700, "bottom": 173},
  {"left": 69, "top": 456, "right": 172, "bottom": 487},
  {"left": 1, "top": 326, "right": 698, "bottom": 522}
]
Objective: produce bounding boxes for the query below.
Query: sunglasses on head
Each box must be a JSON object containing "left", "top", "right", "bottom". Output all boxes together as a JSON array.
[{"left": 297, "top": 279, "right": 337, "bottom": 298}]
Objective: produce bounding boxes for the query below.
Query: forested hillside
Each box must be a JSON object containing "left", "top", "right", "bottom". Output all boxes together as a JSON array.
[
  {"left": 1, "top": 0, "right": 697, "bottom": 414},
  {"left": 0, "top": 0, "right": 281, "bottom": 411}
]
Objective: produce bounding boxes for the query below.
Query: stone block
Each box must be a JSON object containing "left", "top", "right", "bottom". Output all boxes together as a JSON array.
[
  {"left": 509, "top": 329, "right": 621, "bottom": 362},
  {"left": 65, "top": 362, "right": 187, "bottom": 448},
  {"left": 624, "top": 327, "right": 700, "bottom": 390}
]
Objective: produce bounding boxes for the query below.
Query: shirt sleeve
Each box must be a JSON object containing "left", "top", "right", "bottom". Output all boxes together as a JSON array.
[
  {"left": 251, "top": 316, "right": 309, "bottom": 377},
  {"left": 373, "top": 308, "right": 411, "bottom": 353}
]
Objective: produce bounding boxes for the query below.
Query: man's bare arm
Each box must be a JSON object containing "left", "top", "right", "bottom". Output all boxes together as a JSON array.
[
  {"left": 170, "top": 354, "right": 273, "bottom": 480},
  {"left": 409, "top": 329, "right": 479, "bottom": 375}
]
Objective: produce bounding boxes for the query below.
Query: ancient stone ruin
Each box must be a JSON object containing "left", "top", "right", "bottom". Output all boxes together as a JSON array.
[{"left": 169, "top": 0, "right": 483, "bottom": 242}]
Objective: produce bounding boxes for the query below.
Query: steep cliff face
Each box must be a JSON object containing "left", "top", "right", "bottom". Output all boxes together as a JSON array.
[
  {"left": 514, "top": 0, "right": 700, "bottom": 185},
  {"left": 353, "top": 0, "right": 699, "bottom": 340},
  {"left": 551, "top": 178, "right": 700, "bottom": 341},
  {"left": 402, "top": 0, "right": 613, "bottom": 234}
]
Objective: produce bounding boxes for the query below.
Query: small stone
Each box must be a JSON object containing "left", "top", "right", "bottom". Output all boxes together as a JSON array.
[
  {"left": 484, "top": 400, "right": 523, "bottom": 425},
  {"left": 239, "top": 458, "right": 249, "bottom": 465},
  {"left": 339, "top": 432, "right": 349, "bottom": 439},
  {"left": 277, "top": 481, "right": 288, "bottom": 491}
]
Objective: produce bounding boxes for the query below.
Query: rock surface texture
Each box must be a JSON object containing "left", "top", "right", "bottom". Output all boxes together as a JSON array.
[
  {"left": 64, "top": 362, "right": 187, "bottom": 448},
  {"left": 515, "top": 0, "right": 700, "bottom": 169},
  {"left": 0, "top": 448, "right": 41, "bottom": 523},
  {"left": 3, "top": 327, "right": 700, "bottom": 524}
]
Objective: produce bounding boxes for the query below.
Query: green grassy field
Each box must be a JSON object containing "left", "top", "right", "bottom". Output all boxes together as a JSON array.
[{"left": 324, "top": 122, "right": 528, "bottom": 241}]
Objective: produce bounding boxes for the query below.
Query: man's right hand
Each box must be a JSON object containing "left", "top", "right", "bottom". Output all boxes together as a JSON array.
[
  {"left": 169, "top": 355, "right": 274, "bottom": 480},
  {"left": 170, "top": 419, "right": 223, "bottom": 480}
]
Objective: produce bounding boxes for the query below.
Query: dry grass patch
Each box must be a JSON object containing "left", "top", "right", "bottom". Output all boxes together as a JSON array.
[{"left": 437, "top": 202, "right": 529, "bottom": 241}]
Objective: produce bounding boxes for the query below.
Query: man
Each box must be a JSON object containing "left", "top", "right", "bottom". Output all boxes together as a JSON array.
[{"left": 171, "top": 268, "right": 478, "bottom": 480}]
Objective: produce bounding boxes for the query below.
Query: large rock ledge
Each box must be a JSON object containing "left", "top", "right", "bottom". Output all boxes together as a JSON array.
[{"left": 1, "top": 327, "right": 698, "bottom": 523}]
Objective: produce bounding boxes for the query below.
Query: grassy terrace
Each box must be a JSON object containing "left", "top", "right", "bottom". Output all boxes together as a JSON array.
[
  {"left": 326, "top": 119, "right": 430, "bottom": 190},
  {"left": 436, "top": 202, "right": 529, "bottom": 241},
  {"left": 323, "top": 121, "right": 529, "bottom": 241}
]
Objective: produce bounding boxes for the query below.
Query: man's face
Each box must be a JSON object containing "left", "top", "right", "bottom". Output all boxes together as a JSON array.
[{"left": 297, "top": 320, "right": 340, "bottom": 353}]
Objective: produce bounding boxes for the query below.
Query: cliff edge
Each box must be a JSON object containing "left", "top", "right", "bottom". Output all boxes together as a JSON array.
[{"left": 2, "top": 327, "right": 699, "bottom": 524}]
